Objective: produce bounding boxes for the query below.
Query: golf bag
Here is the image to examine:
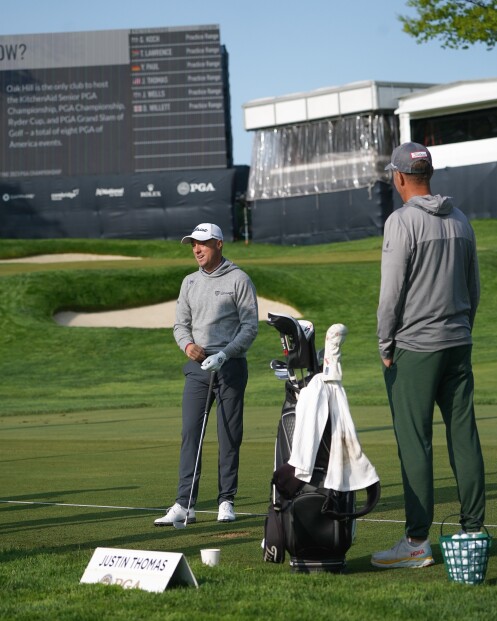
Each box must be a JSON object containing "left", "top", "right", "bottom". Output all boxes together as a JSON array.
[{"left": 263, "top": 313, "right": 380, "bottom": 573}]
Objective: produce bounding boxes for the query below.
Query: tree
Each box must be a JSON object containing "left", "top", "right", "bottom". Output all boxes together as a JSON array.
[{"left": 399, "top": 0, "right": 497, "bottom": 49}]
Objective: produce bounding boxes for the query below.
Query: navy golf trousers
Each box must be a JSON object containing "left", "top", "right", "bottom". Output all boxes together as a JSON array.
[{"left": 176, "top": 358, "right": 248, "bottom": 508}]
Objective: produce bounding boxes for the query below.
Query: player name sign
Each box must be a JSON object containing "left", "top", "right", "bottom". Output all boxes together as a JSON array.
[{"left": 80, "top": 547, "right": 198, "bottom": 592}]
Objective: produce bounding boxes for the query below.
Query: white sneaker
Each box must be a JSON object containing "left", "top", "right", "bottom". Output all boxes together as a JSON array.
[
  {"left": 371, "top": 536, "right": 434, "bottom": 569},
  {"left": 154, "top": 503, "right": 196, "bottom": 526},
  {"left": 217, "top": 500, "right": 236, "bottom": 522}
]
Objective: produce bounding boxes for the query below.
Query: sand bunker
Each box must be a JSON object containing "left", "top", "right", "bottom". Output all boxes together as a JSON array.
[
  {"left": 54, "top": 297, "right": 301, "bottom": 329},
  {"left": 0, "top": 253, "right": 140, "bottom": 263},
  {"left": 3, "top": 253, "right": 300, "bottom": 328}
]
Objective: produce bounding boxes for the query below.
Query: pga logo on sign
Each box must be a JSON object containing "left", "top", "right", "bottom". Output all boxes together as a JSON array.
[{"left": 177, "top": 181, "right": 216, "bottom": 196}]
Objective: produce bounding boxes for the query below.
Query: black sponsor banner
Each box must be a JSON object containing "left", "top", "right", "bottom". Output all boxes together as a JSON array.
[
  {"left": 3, "top": 165, "right": 494, "bottom": 243},
  {"left": 0, "top": 168, "right": 236, "bottom": 239},
  {"left": 131, "top": 174, "right": 165, "bottom": 205},
  {"left": 435, "top": 162, "right": 497, "bottom": 220},
  {"left": 1, "top": 177, "right": 38, "bottom": 210},
  {"left": 251, "top": 162, "right": 497, "bottom": 245},
  {"left": 0, "top": 175, "right": 101, "bottom": 237},
  {"left": 251, "top": 182, "right": 394, "bottom": 245},
  {"left": 160, "top": 168, "right": 235, "bottom": 206}
]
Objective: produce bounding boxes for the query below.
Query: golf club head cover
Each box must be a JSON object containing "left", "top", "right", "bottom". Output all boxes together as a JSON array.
[
  {"left": 323, "top": 324, "right": 348, "bottom": 381},
  {"left": 201, "top": 351, "right": 226, "bottom": 372}
]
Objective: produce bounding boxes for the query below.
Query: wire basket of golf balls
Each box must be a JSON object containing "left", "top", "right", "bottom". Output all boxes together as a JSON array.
[{"left": 439, "top": 514, "right": 492, "bottom": 585}]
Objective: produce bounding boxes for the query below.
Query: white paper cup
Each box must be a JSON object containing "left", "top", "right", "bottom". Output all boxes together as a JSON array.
[{"left": 200, "top": 548, "right": 220, "bottom": 566}]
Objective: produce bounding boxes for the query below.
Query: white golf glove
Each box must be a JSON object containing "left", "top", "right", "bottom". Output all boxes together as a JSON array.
[{"left": 201, "top": 351, "right": 227, "bottom": 372}]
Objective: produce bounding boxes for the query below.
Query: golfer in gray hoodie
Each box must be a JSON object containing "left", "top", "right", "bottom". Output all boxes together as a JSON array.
[
  {"left": 154, "top": 223, "right": 258, "bottom": 526},
  {"left": 372, "top": 143, "right": 485, "bottom": 569}
]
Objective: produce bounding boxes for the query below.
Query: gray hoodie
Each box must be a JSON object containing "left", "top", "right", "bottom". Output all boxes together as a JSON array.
[
  {"left": 377, "top": 194, "right": 480, "bottom": 360},
  {"left": 174, "top": 258, "right": 258, "bottom": 359}
]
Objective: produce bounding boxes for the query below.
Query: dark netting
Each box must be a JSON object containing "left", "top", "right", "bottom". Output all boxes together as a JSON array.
[{"left": 247, "top": 114, "right": 399, "bottom": 201}]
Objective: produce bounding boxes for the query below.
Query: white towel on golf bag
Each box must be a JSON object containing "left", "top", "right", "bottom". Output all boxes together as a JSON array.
[{"left": 288, "top": 373, "right": 379, "bottom": 492}]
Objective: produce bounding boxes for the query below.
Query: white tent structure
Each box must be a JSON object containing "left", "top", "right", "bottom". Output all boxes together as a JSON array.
[
  {"left": 395, "top": 78, "right": 497, "bottom": 169},
  {"left": 242, "top": 78, "right": 497, "bottom": 244},
  {"left": 244, "top": 80, "right": 432, "bottom": 201},
  {"left": 394, "top": 78, "right": 497, "bottom": 221},
  {"left": 242, "top": 80, "right": 433, "bottom": 244}
]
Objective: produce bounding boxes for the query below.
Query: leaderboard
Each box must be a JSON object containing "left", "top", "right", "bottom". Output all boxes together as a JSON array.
[
  {"left": 130, "top": 26, "right": 228, "bottom": 171},
  {"left": 0, "top": 25, "right": 230, "bottom": 179}
]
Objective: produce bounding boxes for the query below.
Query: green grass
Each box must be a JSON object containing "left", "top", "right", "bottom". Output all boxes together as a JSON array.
[
  {"left": 1, "top": 405, "right": 496, "bottom": 620},
  {"left": 1, "top": 225, "right": 497, "bottom": 620},
  {"left": 1, "top": 222, "right": 496, "bottom": 414}
]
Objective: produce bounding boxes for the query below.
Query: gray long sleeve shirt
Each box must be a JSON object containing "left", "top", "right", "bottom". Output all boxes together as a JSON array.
[
  {"left": 377, "top": 194, "right": 480, "bottom": 360},
  {"left": 174, "top": 258, "right": 258, "bottom": 359}
]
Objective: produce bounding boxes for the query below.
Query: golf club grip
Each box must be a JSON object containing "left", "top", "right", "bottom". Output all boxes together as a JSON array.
[
  {"left": 205, "top": 370, "right": 216, "bottom": 414},
  {"left": 196, "top": 370, "right": 216, "bottom": 470}
]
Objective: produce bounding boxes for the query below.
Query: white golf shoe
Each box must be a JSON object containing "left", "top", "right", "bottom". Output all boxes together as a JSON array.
[
  {"left": 371, "top": 536, "right": 434, "bottom": 568},
  {"left": 217, "top": 500, "right": 236, "bottom": 522},
  {"left": 154, "top": 502, "right": 196, "bottom": 526}
]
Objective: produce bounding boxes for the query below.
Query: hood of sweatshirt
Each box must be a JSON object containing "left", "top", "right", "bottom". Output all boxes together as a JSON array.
[
  {"left": 405, "top": 194, "right": 453, "bottom": 216},
  {"left": 199, "top": 257, "right": 239, "bottom": 278}
]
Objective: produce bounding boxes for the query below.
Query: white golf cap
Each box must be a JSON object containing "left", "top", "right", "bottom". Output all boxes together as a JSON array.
[{"left": 181, "top": 223, "right": 224, "bottom": 244}]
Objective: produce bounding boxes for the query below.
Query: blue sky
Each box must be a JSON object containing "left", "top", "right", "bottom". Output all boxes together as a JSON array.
[{"left": 2, "top": 0, "right": 495, "bottom": 165}]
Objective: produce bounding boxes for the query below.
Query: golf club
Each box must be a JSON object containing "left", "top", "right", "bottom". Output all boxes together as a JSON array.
[
  {"left": 270, "top": 359, "right": 289, "bottom": 381},
  {"left": 174, "top": 370, "right": 216, "bottom": 529}
]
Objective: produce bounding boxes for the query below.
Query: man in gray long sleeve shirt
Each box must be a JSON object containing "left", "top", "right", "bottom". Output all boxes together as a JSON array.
[
  {"left": 372, "top": 143, "right": 485, "bottom": 569},
  {"left": 154, "top": 223, "right": 258, "bottom": 526}
]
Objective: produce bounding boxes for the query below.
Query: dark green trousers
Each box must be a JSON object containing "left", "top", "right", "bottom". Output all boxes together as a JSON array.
[{"left": 384, "top": 345, "right": 485, "bottom": 539}]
